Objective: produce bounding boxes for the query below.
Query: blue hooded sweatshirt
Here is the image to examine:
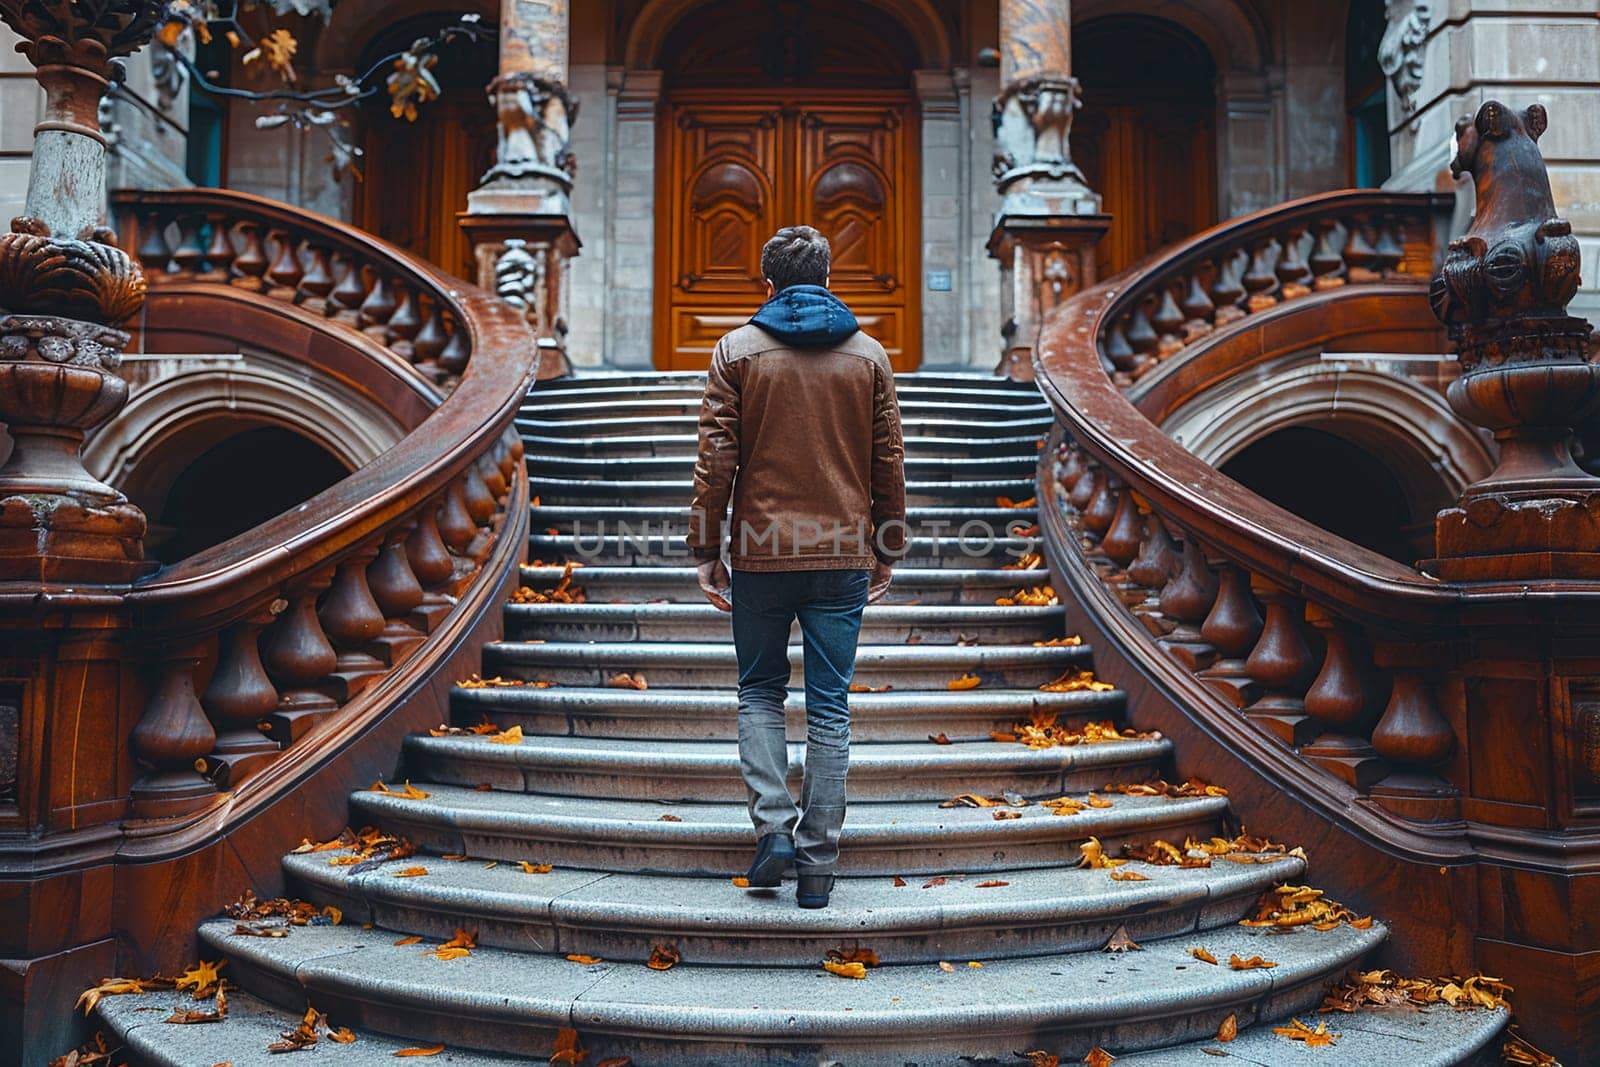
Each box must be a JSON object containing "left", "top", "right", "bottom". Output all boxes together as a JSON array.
[{"left": 748, "top": 284, "right": 860, "bottom": 347}]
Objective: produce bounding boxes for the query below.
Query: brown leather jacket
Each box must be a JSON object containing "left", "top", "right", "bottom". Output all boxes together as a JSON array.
[{"left": 687, "top": 323, "right": 906, "bottom": 572}]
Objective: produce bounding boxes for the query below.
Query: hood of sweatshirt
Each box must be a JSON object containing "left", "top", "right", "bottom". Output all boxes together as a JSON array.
[{"left": 748, "top": 284, "right": 860, "bottom": 347}]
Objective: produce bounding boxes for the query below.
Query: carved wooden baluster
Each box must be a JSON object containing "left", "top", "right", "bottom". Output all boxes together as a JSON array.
[
  {"left": 414, "top": 301, "right": 449, "bottom": 380},
  {"left": 1123, "top": 303, "right": 1159, "bottom": 377},
  {"left": 462, "top": 463, "right": 498, "bottom": 527},
  {"left": 1343, "top": 216, "right": 1380, "bottom": 283},
  {"left": 1103, "top": 320, "right": 1136, "bottom": 378},
  {"left": 231, "top": 221, "right": 269, "bottom": 290},
  {"left": 298, "top": 244, "right": 336, "bottom": 305},
  {"left": 1197, "top": 563, "right": 1264, "bottom": 708},
  {"left": 1209, "top": 250, "right": 1247, "bottom": 326},
  {"left": 1308, "top": 219, "right": 1345, "bottom": 289},
  {"left": 1100, "top": 488, "right": 1143, "bottom": 568},
  {"left": 1179, "top": 272, "right": 1215, "bottom": 334},
  {"left": 1081, "top": 474, "right": 1119, "bottom": 539},
  {"left": 1127, "top": 507, "right": 1179, "bottom": 634},
  {"left": 200, "top": 612, "right": 282, "bottom": 788},
  {"left": 1368, "top": 643, "right": 1459, "bottom": 813},
  {"left": 1242, "top": 238, "right": 1281, "bottom": 311},
  {"left": 135, "top": 210, "right": 173, "bottom": 270},
  {"left": 1371, "top": 214, "right": 1405, "bottom": 275},
  {"left": 201, "top": 214, "right": 237, "bottom": 281},
  {"left": 265, "top": 229, "right": 304, "bottom": 298},
  {"left": 438, "top": 481, "right": 478, "bottom": 557},
  {"left": 1300, "top": 606, "right": 1388, "bottom": 790},
  {"left": 1057, "top": 446, "right": 1088, "bottom": 495},
  {"left": 1150, "top": 286, "right": 1185, "bottom": 358},
  {"left": 261, "top": 573, "right": 340, "bottom": 743},
  {"left": 1068, "top": 465, "right": 1099, "bottom": 511},
  {"left": 505, "top": 433, "right": 524, "bottom": 478},
  {"left": 478, "top": 451, "right": 509, "bottom": 501},
  {"left": 171, "top": 213, "right": 207, "bottom": 274},
  {"left": 440, "top": 318, "right": 471, "bottom": 377},
  {"left": 129, "top": 646, "right": 218, "bottom": 817},
  {"left": 1241, "top": 581, "right": 1319, "bottom": 745},
  {"left": 1275, "top": 224, "right": 1311, "bottom": 300},
  {"left": 329, "top": 256, "right": 368, "bottom": 324},
  {"left": 318, "top": 547, "right": 388, "bottom": 684},
  {"left": 494, "top": 437, "right": 516, "bottom": 486},
  {"left": 408, "top": 498, "right": 460, "bottom": 625},
  {"left": 1156, "top": 532, "right": 1219, "bottom": 669},
  {"left": 388, "top": 285, "right": 423, "bottom": 360},
  {"left": 359, "top": 274, "right": 399, "bottom": 343},
  {"left": 369, "top": 526, "right": 428, "bottom": 651}
]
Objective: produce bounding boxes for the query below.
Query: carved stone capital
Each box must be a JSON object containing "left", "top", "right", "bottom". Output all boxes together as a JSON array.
[
  {"left": 0, "top": 0, "right": 163, "bottom": 83},
  {"left": 0, "top": 216, "right": 146, "bottom": 324},
  {"left": 482, "top": 72, "right": 577, "bottom": 191},
  {"left": 1378, "top": 0, "right": 1431, "bottom": 122},
  {"left": 992, "top": 76, "right": 1090, "bottom": 191}
]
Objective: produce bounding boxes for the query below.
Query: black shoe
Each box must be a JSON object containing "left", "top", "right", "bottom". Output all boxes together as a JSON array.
[
  {"left": 797, "top": 871, "right": 834, "bottom": 909},
  {"left": 745, "top": 833, "right": 795, "bottom": 887}
]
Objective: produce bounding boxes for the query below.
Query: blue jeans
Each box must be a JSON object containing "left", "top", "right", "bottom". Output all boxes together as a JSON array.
[{"left": 731, "top": 567, "right": 869, "bottom": 874}]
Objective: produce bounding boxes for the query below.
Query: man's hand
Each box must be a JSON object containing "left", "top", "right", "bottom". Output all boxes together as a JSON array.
[
  {"left": 867, "top": 560, "right": 894, "bottom": 604},
  {"left": 697, "top": 558, "right": 732, "bottom": 612}
]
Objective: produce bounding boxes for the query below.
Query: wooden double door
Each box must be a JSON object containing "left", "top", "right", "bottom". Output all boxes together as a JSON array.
[{"left": 655, "top": 92, "right": 919, "bottom": 371}]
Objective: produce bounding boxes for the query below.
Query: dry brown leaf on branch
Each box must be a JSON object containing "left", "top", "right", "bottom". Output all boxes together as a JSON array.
[
  {"left": 1229, "top": 954, "right": 1277, "bottom": 970},
  {"left": 947, "top": 673, "right": 982, "bottom": 690},
  {"left": 1076, "top": 837, "right": 1127, "bottom": 869},
  {"left": 1190, "top": 947, "right": 1219, "bottom": 965},
  {"left": 1084, "top": 1048, "right": 1116, "bottom": 1067},
  {"left": 647, "top": 944, "right": 680, "bottom": 971},
  {"left": 242, "top": 28, "right": 298, "bottom": 83},
  {"left": 394, "top": 1045, "right": 445, "bottom": 1058},
  {"left": 606, "top": 672, "right": 649, "bottom": 691},
  {"left": 822, "top": 959, "right": 867, "bottom": 979},
  {"left": 1103, "top": 925, "right": 1141, "bottom": 952},
  {"left": 520, "top": 861, "right": 554, "bottom": 874},
  {"left": 1272, "top": 1018, "right": 1337, "bottom": 1047},
  {"left": 1217, "top": 1013, "right": 1238, "bottom": 1042}
]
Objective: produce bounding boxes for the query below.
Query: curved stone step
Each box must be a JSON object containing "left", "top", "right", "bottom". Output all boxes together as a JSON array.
[
  {"left": 525, "top": 452, "right": 1039, "bottom": 482},
  {"left": 449, "top": 684, "right": 1125, "bottom": 743},
  {"left": 281, "top": 850, "right": 1304, "bottom": 966},
  {"left": 190, "top": 918, "right": 1384, "bottom": 1065},
  {"left": 525, "top": 379, "right": 1045, "bottom": 407},
  {"left": 517, "top": 413, "right": 1055, "bottom": 441},
  {"left": 520, "top": 432, "right": 1047, "bottom": 459},
  {"left": 531, "top": 503, "right": 1043, "bottom": 531},
  {"left": 528, "top": 475, "right": 1037, "bottom": 507},
  {"left": 519, "top": 564, "right": 1054, "bottom": 605},
  {"left": 521, "top": 397, "right": 1053, "bottom": 423},
  {"left": 526, "top": 532, "right": 1038, "bottom": 569},
  {"left": 401, "top": 735, "right": 1169, "bottom": 802},
  {"left": 345, "top": 785, "right": 1228, "bottom": 875},
  {"left": 504, "top": 601, "right": 1061, "bottom": 643},
  {"left": 481, "top": 639, "right": 1090, "bottom": 689}
]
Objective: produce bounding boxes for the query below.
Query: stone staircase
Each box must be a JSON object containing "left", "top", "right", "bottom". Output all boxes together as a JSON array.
[{"left": 96, "top": 372, "right": 1506, "bottom": 1065}]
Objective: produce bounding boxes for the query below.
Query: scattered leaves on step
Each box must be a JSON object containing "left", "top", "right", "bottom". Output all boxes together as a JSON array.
[
  {"left": 967, "top": 961, "right": 983, "bottom": 969},
  {"left": 731, "top": 877, "right": 751, "bottom": 888},
  {"left": 456, "top": 674, "right": 553, "bottom": 689},
  {"left": 1086, "top": 793, "right": 1113, "bottom": 808},
  {"left": 1102, "top": 925, "right": 1141, "bottom": 952},
  {"left": 370, "top": 779, "right": 430, "bottom": 800},
  {"left": 938, "top": 961, "right": 955, "bottom": 972},
  {"left": 520, "top": 861, "right": 554, "bottom": 874},
  {"left": 1076, "top": 837, "right": 1127, "bottom": 869},
  {"left": 76, "top": 976, "right": 177, "bottom": 1015},
  {"left": 1502, "top": 1026, "right": 1559, "bottom": 1065},
  {"left": 442, "top": 853, "right": 468, "bottom": 861},
  {"left": 996, "top": 496, "right": 1036, "bottom": 509},
  {"left": 549, "top": 1027, "right": 588, "bottom": 1064},
  {"left": 646, "top": 943, "right": 681, "bottom": 971},
  {"left": 394, "top": 866, "right": 429, "bottom": 878},
  {"left": 1240, "top": 884, "right": 1365, "bottom": 931},
  {"left": 394, "top": 1045, "right": 445, "bottom": 1057},
  {"left": 421, "top": 929, "right": 476, "bottom": 961},
  {"left": 1190, "top": 829, "right": 1306, "bottom": 864},
  {"left": 999, "top": 714, "right": 1152, "bottom": 750},
  {"left": 606, "top": 672, "right": 649, "bottom": 690},
  {"left": 299, "top": 827, "right": 416, "bottom": 871},
  {"left": 921, "top": 877, "right": 947, "bottom": 889},
  {"left": 1108, "top": 870, "right": 1150, "bottom": 882},
  {"left": 1102, "top": 777, "right": 1227, "bottom": 798},
  {"left": 1015, "top": 1052, "right": 1059, "bottom": 1067},
  {"left": 566, "top": 954, "right": 604, "bottom": 965},
  {"left": 1084, "top": 1049, "right": 1115, "bottom": 1067},
  {"left": 233, "top": 920, "right": 291, "bottom": 937},
  {"left": 946, "top": 673, "right": 982, "bottom": 690},
  {"left": 976, "top": 880, "right": 1010, "bottom": 888},
  {"left": 430, "top": 719, "right": 502, "bottom": 737},
  {"left": 1229, "top": 954, "right": 1277, "bottom": 970},
  {"left": 1038, "top": 670, "right": 1116, "bottom": 694},
  {"left": 1321, "top": 969, "right": 1513, "bottom": 1013},
  {"left": 267, "top": 1006, "right": 324, "bottom": 1052},
  {"left": 849, "top": 682, "right": 893, "bottom": 692},
  {"left": 992, "top": 810, "right": 1021, "bottom": 820},
  {"left": 1123, "top": 840, "right": 1212, "bottom": 869},
  {"left": 488, "top": 725, "right": 524, "bottom": 744},
  {"left": 823, "top": 960, "right": 868, "bottom": 979},
  {"left": 226, "top": 892, "right": 346, "bottom": 932},
  {"left": 329, "top": 1027, "right": 357, "bottom": 1044},
  {"left": 1217, "top": 1013, "right": 1238, "bottom": 1042},
  {"left": 1272, "top": 1018, "right": 1337, "bottom": 1048},
  {"left": 164, "top": 986, "right": 227, "bottom": 1024},
  {"left": 176, "top": 960, "right": 226, "bottom": 998},
  {"left": 394, "top": 935, "right": 422, "bottom": 946},
  {"left": 47, "top": 1030, "right": 118, "bottom": 1067},
  {"left": 658, "top": 814, "right": 683, "bottom": 822},
  {"left": 827, "top": 947, "right": 881, "bottom": 968},
  {"left": 511, "top": 563, "right": 587, "bottom": 604},
  {"left": 1004, "top": 551, "right": 1043, "bottom": 570},
  {"left": 995, "top": 585, "right": 1057, "bottom": 607},
  {"left": 892, "top": 876, "right": 907, "bottom": 887},
  {"left": 929, "top": 732, "right": 952, "bottom": 744},
  {"left": 1032, "top": 635, "right": 1083, "bottom": 647},
  {"left": 1190, "top": 947, "right": 1219, "bottom": 965}
]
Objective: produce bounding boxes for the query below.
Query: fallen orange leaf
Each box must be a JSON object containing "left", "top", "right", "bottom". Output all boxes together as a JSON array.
[
  {"left": 520, "top": 861, "right": 553, "bottom": 874},
  {"left": 394, "top": 866, "right": 428, "bottom": 878},
  {"left": 647, "top": 944, "right": 680, "bottom": 971},
  {"left": 1230, "top": 953, "right": 1277, "bottom": 970},
  {"left": 394, "top": 936, "right": 422, "bottom": 946},
  {"left": 394, "top": 1045, "right": 444, "bottom": 1057},
  {"left": 730, "top": 877, "right": 751, "bottom": 888},
  {"left": 1190, "top": 947, "right": 1219, "bottom": 965},
  {"left": 976, "top": 880, "right": 1010, "bottom": 888},
  {"left": 1218, "top": 1013, "right": 1238, "bottom": 1042},
  {"left": 946, "top": 673, "right": 982, "bottom": 690},
  {"left": 1084, "top": 1048, "right": 1115, "bottom": 1067},
  {"left": 938, "top": 961, "right": 955, "bottom": 972},
  {"left": 823, "top": 959, "right": 867, "bottom": 979},
  {"left": 1103, "top": 925, "right": 1141, "bottom": 952},
  {"left": 566, "top": 954, "right": 603, "bottom": 965}
]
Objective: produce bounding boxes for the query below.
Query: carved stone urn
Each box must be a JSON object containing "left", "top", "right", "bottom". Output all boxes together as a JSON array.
[{"left": 1429, "top": 100, "right": 1600, "bottom": 579}]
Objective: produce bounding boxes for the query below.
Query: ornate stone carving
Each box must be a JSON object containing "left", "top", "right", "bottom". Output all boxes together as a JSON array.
[
  {"left": 483, "top": 72, "right": 577, "bottom": 189},
  {"left": 0, "top": 0, "right": 162, "bottom": 82},
  {"left": 494, "top": 237, "right": 545, "bottom": 335},
  {"left": 1378, "top": 0, "right": 1430, "bottom": 122},
  {"left": 1429, "top": 101, "right": 1600, "bottom": 578},
  {"left": 0, "top": 216, "right": 146, "bottom": 324},
  {"left": 992, "top": 75, "right": 1087, "bottom": 190}
]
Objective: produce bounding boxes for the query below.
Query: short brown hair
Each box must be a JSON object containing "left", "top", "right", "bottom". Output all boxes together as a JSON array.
[{"left": 761, "top": 226, "right": 831, "bottom": 292}]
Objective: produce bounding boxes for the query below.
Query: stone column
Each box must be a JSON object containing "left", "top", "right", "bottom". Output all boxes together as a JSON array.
[
  {"left": 988, "top": 0, "right": 1109, "bottom": 379},
  {"left": 0, "top": 0, "right": 155, "bottom": 581},
  {"left": 460, "top": 0, "right": 581, "bottom": 378}
]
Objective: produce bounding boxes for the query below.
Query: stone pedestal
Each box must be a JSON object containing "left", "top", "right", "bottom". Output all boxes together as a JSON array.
[
  {"left": 988, "top": 213, "right": 1109, "bottom": 380},
  {"left": 459, "top": 212, "right": 580, "bottom": 380}
]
